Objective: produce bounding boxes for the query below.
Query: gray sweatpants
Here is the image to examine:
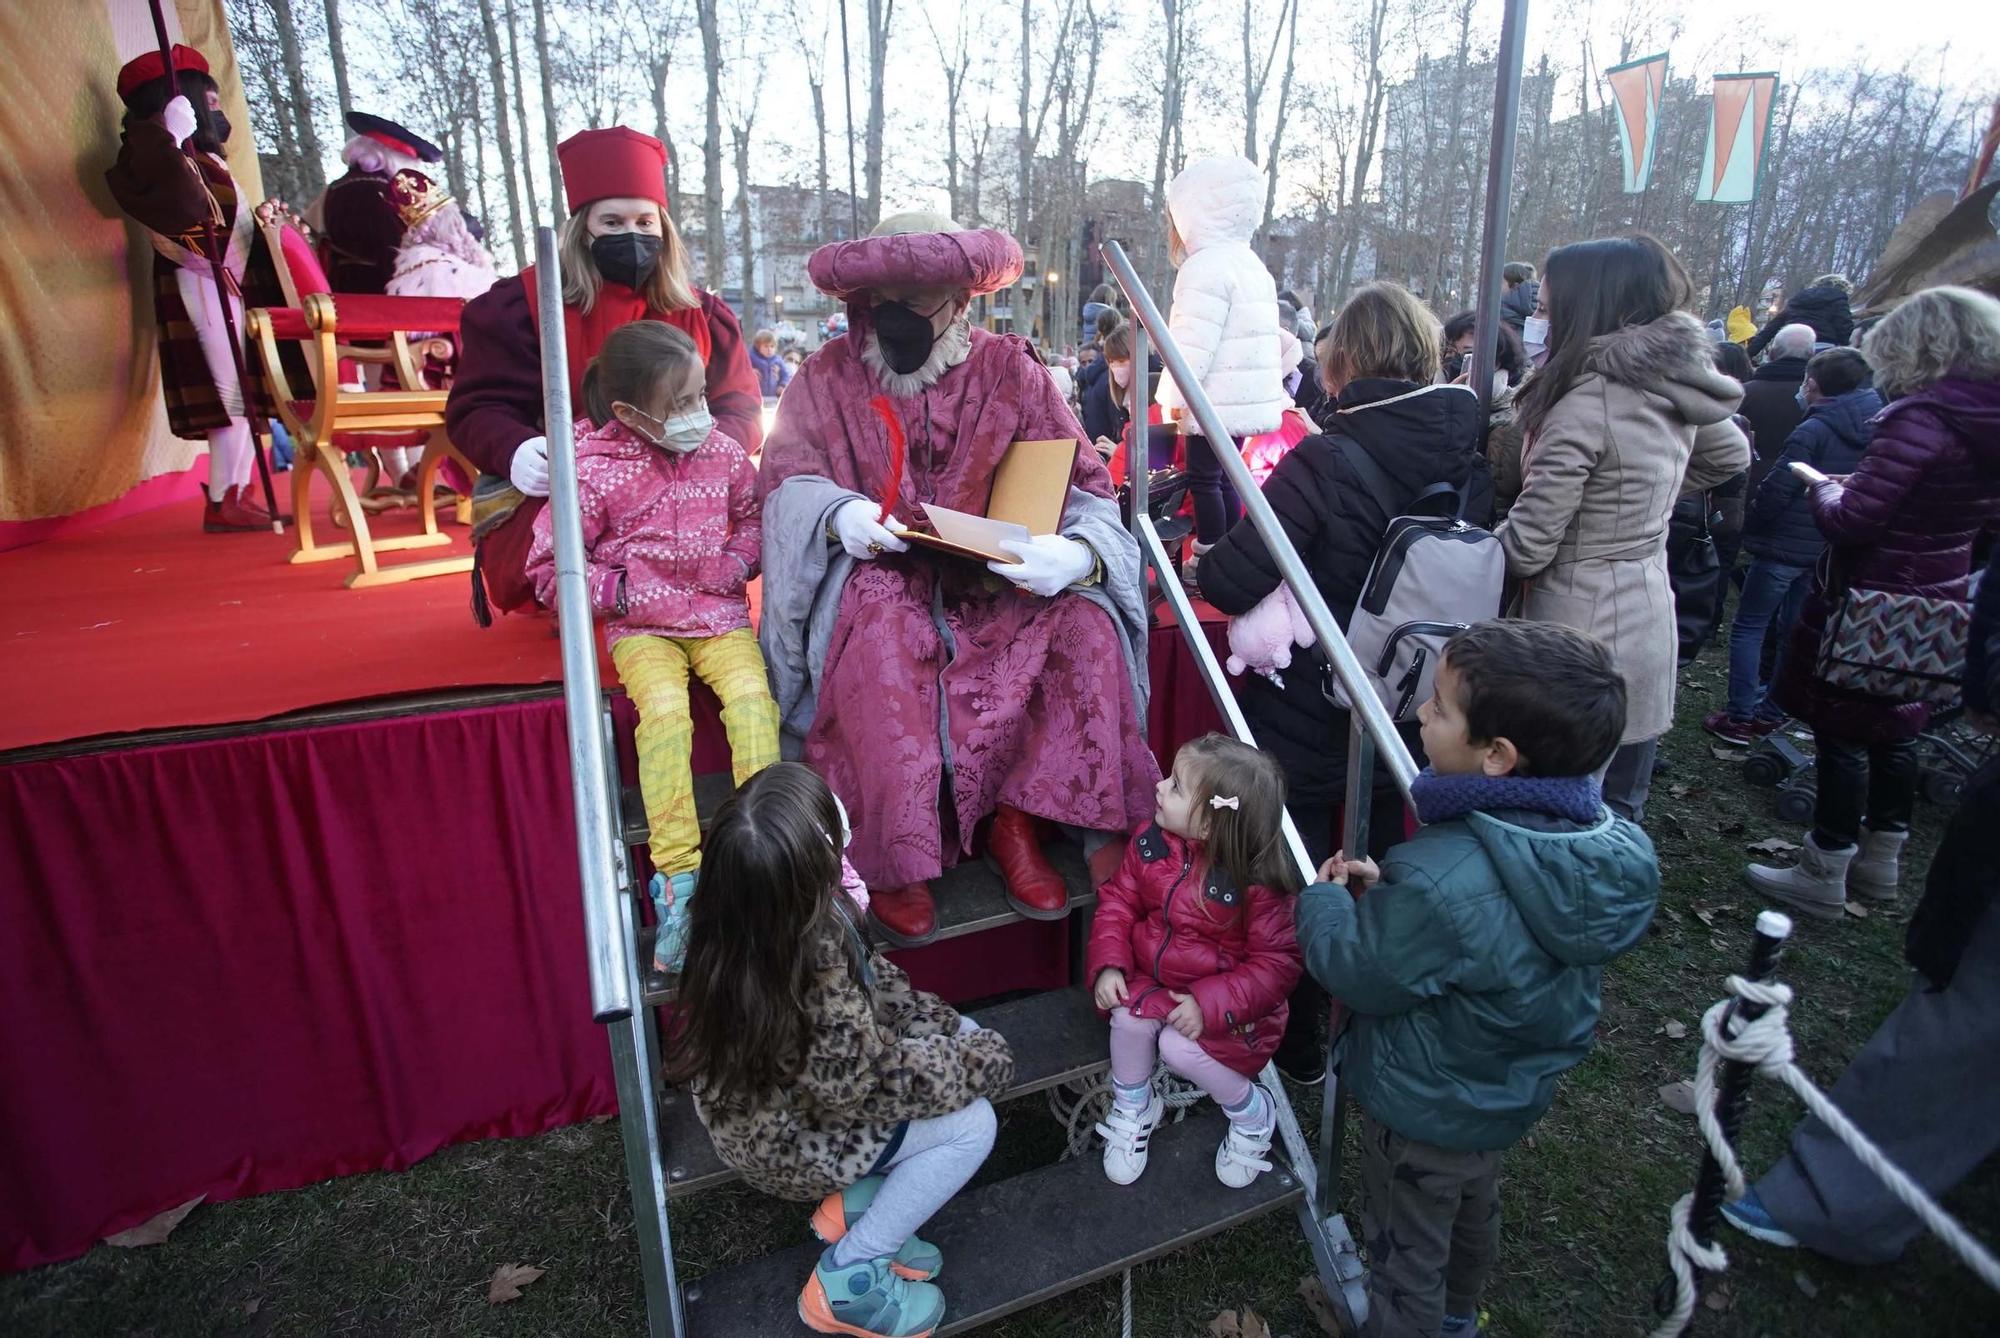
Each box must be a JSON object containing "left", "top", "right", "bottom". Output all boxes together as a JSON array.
[
  {"left": 1357, "top": 1111, "right": 1502, "bottom": 1337},
  {"left": 1756, "top": 901, "right": 2000, "bottom": 1264}
]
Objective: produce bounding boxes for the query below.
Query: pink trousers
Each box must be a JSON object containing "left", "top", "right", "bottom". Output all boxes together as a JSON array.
[{"left": 1108, "top": 1006, "right": 1253, "bottom": 1108}]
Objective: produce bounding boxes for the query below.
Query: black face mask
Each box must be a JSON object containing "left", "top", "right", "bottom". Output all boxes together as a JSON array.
[
  {"left": 872, "top": 299, "right": 951, "bottom": 375},
  {"left": 590, "top": 232, "right": 664, "bottom": 290},
  {"left": 1441, "top": 351, "right": 1466, "bottom": 381}
]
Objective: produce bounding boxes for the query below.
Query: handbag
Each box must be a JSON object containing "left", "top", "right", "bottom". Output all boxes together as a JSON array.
[
  {"left": 1668, "top": 491, "right": 1724, "bottom": 664},
  {"left": 1815, "top": 560, "right": 1981, "bottom": 706}
]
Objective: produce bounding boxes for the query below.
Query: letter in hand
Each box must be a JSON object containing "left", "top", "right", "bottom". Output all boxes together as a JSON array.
[
  {"left": 1093, "top": 966, "right": 1128, "bottom": 1010},
  {"left": 1166, "top": 991, "right": 1204, "bottom": 1040},
  {"left": 1315, "top": 850, "right": 1380, "bottom": 892}
]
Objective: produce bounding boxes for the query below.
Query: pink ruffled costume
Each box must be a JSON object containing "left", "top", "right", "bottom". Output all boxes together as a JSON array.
[{"left": 758, "top": 226, "right": 1161, "bottom": 889}]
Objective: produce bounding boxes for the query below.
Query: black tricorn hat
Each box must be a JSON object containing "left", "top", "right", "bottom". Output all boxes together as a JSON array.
[{"left": 346, "top": 111, "right": 443, "bottom": 163}]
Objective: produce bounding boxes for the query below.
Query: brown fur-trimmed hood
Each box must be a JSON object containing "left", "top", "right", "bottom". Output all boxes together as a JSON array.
[{"left": 1588, "top": 310, "right": 1743, "bottom": 427}]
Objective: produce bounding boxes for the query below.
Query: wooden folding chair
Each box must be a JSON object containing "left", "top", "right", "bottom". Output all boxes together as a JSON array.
[{"left": 250, "top": 221, "right": 478, "bottom": 588}]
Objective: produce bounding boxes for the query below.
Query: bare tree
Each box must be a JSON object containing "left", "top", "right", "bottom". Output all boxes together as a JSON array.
[
  {"left": 621, "top": 0, "right": 692, "bottom": 218},
  {"left": 473, "top": 0, "right": 528, "bottom": 263},
  {"left": 268, "top": 0, "right": 329, "bottom": 193},
  {"left": 532, "top": 0, "right": 565, "bottom": 221},
  {"left": 927, "top": 9, "right": 978, "bottom": 223},
  {"left": 1253, "top": 0, "right": 1300, "bottom": 246},
  {"left": 862, "top": 0, "right": 895, "bottom": 229},
  {"left": 323, "top": 0, "right": 354, "bottom": 125},
  {"left": 504, "top": 0, "right": 542, "bottom": 231},
  {"left": 1334, "top": 0, "right": 1393, "bottom": 297},
  {"left": 697, "top": 0, "right": 726, "bottom": 287},
  {"left": 786, "top": 0, "right": 834, "bottom": 238}
]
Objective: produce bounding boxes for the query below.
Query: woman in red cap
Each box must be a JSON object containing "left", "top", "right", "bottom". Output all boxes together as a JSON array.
[
  {"left": 446, "top": 126, "right": 762, "bottom": 619},
  {"left": 105, "top": 45, "right": 278, "bottom": 533}
]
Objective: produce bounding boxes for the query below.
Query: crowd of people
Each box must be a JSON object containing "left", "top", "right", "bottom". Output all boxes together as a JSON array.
[{"left": 107, "top": 62, "right": 2000, "bottom": 1335}]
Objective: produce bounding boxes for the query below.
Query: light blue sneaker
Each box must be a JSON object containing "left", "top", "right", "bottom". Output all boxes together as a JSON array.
[
  {"left": 1720, "top": 1187, "right": 1799, "bottom": 1248},
  {"left": 649, "top": 871, "right": 697, "bottom": 973},
  {"left": 799, "top": 1246, "right": 945, "bottom": 1337},
  {"left": 809, "top": 1175, "right": 942, "bottom": 1280}
]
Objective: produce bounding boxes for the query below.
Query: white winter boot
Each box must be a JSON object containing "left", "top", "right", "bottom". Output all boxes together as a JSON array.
[
  {"left": 1745, "top": 833, "right": 1855, "bottom": 920},
  {"left": 1847, "top": 826, "right": 1909, "bottom": 901}
]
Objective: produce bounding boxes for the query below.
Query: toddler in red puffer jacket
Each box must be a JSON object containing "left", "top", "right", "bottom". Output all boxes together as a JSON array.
[{"left": 1086, "top": 734, "right": 1303, "bottom": 1188}]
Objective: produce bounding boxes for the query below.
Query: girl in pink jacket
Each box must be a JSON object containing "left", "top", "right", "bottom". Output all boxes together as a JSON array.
[{"left": 525, "top": 322, "right": 781, "bottom": 972}]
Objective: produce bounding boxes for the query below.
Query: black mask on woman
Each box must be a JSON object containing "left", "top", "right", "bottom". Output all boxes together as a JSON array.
[
  {"left": 872, "top": 299, "right": 952, "bottom": 375},
  {"left": 590, "top": 232, "right": 664, "bottom": 290},
  {"left": 1441, "top": 351, "right": 1466, "bottom": 382}
]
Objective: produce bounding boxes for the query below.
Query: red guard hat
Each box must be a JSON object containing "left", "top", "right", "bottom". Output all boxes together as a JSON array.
[
  {"left": 557, "top": 127, "right": 669, "bottom": 213},
  {"left": 116, "top": 44, "right": 209, "bottom": 102}
]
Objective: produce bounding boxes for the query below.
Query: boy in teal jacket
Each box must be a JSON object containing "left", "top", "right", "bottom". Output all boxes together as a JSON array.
[{"left": 1300, "top": 620, "right": 1659, "bottom": 1338}]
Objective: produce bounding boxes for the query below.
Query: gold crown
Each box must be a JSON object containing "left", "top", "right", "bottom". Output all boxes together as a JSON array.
[{"left": 392, "top": 171, "right": 453, "bottom": 228}]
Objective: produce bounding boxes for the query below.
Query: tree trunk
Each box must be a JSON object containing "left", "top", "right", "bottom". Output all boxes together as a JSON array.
[
  {"left": 735, "top": 121, "right": 757, "bottom": 326},
  {"left": 268, "top": 0, "right": 328, "bottom": 194},
  {"left": 323, "top": 0, "right": 354, "bottom": 125},
  {"left": 1150, "top": 0, "right": 1183, "bottom": 296},
  {"left": 1016, "top": 0, "right": 1032, "bottom": 331},
  {"left": 863, "top": 0, "right": 893, "bottom": 230},
  {"left": 698, "top": 0, "right": 726, "bottom": 288},
  {"left": 531, "top": 0, "right": 564, "bottom": 222},
  {"left": 469, "top": 80, "right": 494, "bottom": 246},
  {"left": 504, "top": 0, "right": 542, "bottom": 230},
  {"left": 473, "top": 0, "right": 527, "bottom": 266},
  {"left": 1257, "top": 0, "right": 1299, "bottom": 248},
  {"left": 812, "top": 78, "right": 831, "bottom": 238},
  {"left": 1336, "top": 0, "right": 1390, "bottom": 296}
]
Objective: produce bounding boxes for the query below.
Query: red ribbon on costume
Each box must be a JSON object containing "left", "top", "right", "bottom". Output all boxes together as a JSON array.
[{"left": 868, "top": 395, "right": 905, "bottom": 525}]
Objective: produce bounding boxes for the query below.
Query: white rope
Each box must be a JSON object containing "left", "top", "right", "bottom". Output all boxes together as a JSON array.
[
  {"left": 1652, "top": 974, "right": 2000, "bottom": 1337},
  {"left": 1048, "top": 1067, "right": 1204, "bottom": 1161},
  {"left": 1121, "top": 1266, "right": 1134, "bottom": 1338}
]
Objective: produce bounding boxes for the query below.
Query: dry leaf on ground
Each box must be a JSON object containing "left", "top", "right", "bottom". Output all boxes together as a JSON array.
[
  {"left": 1208, "top": 1307, "right": 1271, "bottom": 1338},
  {"left": 1704, "top": 1281, "right": 1736, "bottom": 1311},
  {"left": 1795, "top": 1270, "right": 1821, "bottom": 1298},
  {"left": 1746, "top": 837, "right": 1801, "bottom": 857},
  {"left": 1845, "top": 901, "right": 1871, "bottom": 919},
  {"left": 1660, "top": 1081, "right": 1698, "bottom": 1115},
  {"left": 103, "top": 1196, "right": 203, "bottom": 1248},
  {"left": 1661, "top": 1020, "right": 1688, "bottom": 1040},
  {"left": 1296, "top": 1276, "right": 1343, "bottom": 1336},
  {"left": 1710, "top": 744, "right": 1748, "bottom": 760},
  {"left": 1693, "top": 906, "right": 1718, "bottom": 927},
  {"left": 487, "top": 1262, "right": 546, "bottom": 1304}
]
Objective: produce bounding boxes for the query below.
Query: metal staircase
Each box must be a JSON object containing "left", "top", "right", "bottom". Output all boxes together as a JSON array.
[{"left": 535, "top": 227, "right": 1421, "bottom": 1335}]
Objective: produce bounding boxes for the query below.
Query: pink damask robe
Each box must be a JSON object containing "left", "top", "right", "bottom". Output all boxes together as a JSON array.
[{"left": 760, "top": 328, "right": 1161, "bottom": 888}]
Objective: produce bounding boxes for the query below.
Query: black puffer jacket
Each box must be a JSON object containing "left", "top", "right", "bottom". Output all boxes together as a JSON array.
[
  {"left": 1200, "top": 378, "right": 1494, "bottom": 626},
  {"left": 1746, "top": 284, "right": 1855, "bottom": 357},
  {"left": 1742, "top": 386, "right": 1882, "bottom": 566},
  {"left": 1500, "top": 280, "right": 1539, "bottom": 332},
  {"left": 1739, "top": 357, "right": 1808, "bottom": 488}
]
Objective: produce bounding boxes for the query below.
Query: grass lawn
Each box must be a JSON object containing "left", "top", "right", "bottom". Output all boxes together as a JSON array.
[{"left": 5, "top": 650, "right": 1997, "bottom": 1336}]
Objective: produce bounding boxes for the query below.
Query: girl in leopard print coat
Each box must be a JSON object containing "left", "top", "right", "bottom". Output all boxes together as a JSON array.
[{"left": 667, "top": 762, "right": 1013, "bottom": 1335}]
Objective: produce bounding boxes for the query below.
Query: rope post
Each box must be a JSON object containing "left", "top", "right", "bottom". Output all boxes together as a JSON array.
[{"left": 1654, "top": 909, "right": 1792, "bottom": 1316}]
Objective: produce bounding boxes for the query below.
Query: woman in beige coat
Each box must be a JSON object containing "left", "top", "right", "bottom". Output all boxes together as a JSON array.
[{"left": 1497, "top": 235, "right": 1750, "bottom": 820}]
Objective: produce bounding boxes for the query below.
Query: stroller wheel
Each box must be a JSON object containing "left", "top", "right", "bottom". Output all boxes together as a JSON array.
[
  {"left": 1775, "top": 780, "right": 1817, "bottom": 825},
  {"left": 1743, "top": 751, "right": 1786, "bottom": 786}
]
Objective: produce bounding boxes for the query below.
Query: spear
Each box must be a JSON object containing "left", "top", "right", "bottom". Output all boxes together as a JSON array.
[{"left": 144, "top": 2, "right": 284, "bottom": 533}]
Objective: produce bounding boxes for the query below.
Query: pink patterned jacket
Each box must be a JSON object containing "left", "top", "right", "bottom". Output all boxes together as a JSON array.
[{"left": 526, "top": 417, "right": 762, "bottom": 646}]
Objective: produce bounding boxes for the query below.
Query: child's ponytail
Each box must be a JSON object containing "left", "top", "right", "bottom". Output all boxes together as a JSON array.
[
  {"left": 1177, "top": 734, "right": 1300, "bottom": 897},
  {"left": 582, "top": 358, "right": 612, "bottom": 428}
]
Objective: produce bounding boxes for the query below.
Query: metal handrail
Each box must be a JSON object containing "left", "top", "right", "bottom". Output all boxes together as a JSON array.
[
  {"left": 537, "top": 227, "right": 636, "bottom": 1021},
  {"left": 1102, "top": 240, "right": 1419, "bottom": 803}
]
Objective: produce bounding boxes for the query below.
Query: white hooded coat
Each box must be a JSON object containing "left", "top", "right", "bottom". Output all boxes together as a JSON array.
[{"left": 1158, "top": 157, "right": 1287, "bottom": 437}]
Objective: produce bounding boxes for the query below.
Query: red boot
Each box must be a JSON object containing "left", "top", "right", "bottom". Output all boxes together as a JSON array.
[
  {"left": 203, "top": 485, "right": 270, "bottom": 533},
  {"left": 868, "top": 883, "right": 937, "bottom": 947},
  {"left": 989, "top": 806, "right": 1070, "bottom": 920}
]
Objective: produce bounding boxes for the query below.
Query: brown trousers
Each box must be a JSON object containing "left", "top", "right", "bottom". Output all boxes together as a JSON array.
[{"left": 1358, "top": 1110, "right": 1502, "bottom": 1337}]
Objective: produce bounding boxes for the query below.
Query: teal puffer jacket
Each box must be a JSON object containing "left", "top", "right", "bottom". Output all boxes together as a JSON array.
[{"left": 1296, "top": 808, "right": 1658, "bottom": 1152}]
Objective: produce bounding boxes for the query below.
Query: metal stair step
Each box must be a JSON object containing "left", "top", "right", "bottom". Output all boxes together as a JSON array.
[
  {"left": 681, "top": 1107, "right": 1303, "bottom": 1336},
  {"left": 637, "top": 838, "right": 1099, "bottom": 1008},
  {"left": 659, "top": 985, "right": 1110, "bottom": 1198},
  {"left": 618, "top": 775, "right": 734, "bottom": 850}
]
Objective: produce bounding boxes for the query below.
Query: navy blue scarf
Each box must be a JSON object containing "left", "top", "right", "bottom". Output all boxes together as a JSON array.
[{"left": 1409, "top": 768, "right": 1604, "bottom": 826}]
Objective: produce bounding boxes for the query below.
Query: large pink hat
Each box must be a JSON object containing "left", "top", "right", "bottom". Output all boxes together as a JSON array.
[{"left": 807, "top": 212, "right": 1024, "bottom": 304}]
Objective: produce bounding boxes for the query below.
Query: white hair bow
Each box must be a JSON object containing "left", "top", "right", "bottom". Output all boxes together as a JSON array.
[{"left": 1209, "top": 795, "right": 1240, "bottom": 811}]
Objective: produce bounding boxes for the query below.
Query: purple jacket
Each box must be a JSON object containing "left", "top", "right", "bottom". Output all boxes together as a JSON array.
[{"left": 1772, "top": 376, "right": 2000, "bottom": 741}]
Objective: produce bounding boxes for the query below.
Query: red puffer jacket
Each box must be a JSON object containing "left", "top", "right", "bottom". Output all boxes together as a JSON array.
[{"left": 1085, "top": 823, "right": 1302, "bottom": 1076}]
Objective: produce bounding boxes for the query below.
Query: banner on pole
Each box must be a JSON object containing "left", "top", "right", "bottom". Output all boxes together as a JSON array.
[
  {"left": 1696, "top": 72, "right": 1780, "bottom": 204},
  {"left": 1605, "top": 52, "right": 1669, "bottom": 194}
]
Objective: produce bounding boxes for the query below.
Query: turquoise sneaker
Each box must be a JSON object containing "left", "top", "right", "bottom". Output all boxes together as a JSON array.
[
  {"left": 809, "top": 1175, "right": 942, "bottom": 1280},
  {"left": 798, "top": 1246, "right": 945, "bottom": 1337},
  {"left": 649, "top": 871, "right": 696, "bottom": 973}
]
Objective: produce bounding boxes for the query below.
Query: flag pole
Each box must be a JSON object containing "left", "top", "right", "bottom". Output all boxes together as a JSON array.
[{"left": 145, "top": 1, "right": 285, "bottom": 533}]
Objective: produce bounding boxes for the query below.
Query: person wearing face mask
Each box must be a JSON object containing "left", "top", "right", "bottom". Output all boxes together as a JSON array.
[
  {"left": 759, "top": 213, "right": 1160, "bottom": 948},
  {"left": 105, "top": 44, "right": 284, "bottom": 535},
  {"left": 447, "top": 126, "right": 763, "bottom": 624},
  {"left": 523, "top": 321, "right": 777, "bottom": 972}
]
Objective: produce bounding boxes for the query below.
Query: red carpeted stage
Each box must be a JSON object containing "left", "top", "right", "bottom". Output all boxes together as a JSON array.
[{"left": 0, "top": 480, "right": 1228, "bottom": 1271}]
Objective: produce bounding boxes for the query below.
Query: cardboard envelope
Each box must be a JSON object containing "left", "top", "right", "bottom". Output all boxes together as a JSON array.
[{"left": 893, "top": 438, "right": 1078, "bottom": 563}]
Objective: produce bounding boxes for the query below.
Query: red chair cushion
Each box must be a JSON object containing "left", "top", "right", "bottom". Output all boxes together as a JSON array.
[
  {"left": 277, "top": 225, "right": 332, "bottom": 298},
  {"left": 320, "top": 295, "right": 465, "bottom": 338}
]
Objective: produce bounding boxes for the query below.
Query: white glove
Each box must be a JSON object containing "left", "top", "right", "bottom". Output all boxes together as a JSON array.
[
  {"left": 989, "top": 534, "right": 1094, "bottom": 598},
  {"left": 162, "top": 96, "right": 198, "bottom": 148},
  {"left": 509, "top": 435, "right": 550, "bottom": 497},
  {"left": 832, "top": 497, "right": 909, "bottom": 561}
]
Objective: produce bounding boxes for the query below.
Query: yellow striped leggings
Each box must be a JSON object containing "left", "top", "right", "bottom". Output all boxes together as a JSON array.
[{"left": 611, "top": 628, "right": 781, "bottom": 876}]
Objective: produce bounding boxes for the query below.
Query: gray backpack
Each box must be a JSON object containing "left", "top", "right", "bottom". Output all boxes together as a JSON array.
[{"left": 1324, "top": 443, "right": 1506, "bottom": 721}]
